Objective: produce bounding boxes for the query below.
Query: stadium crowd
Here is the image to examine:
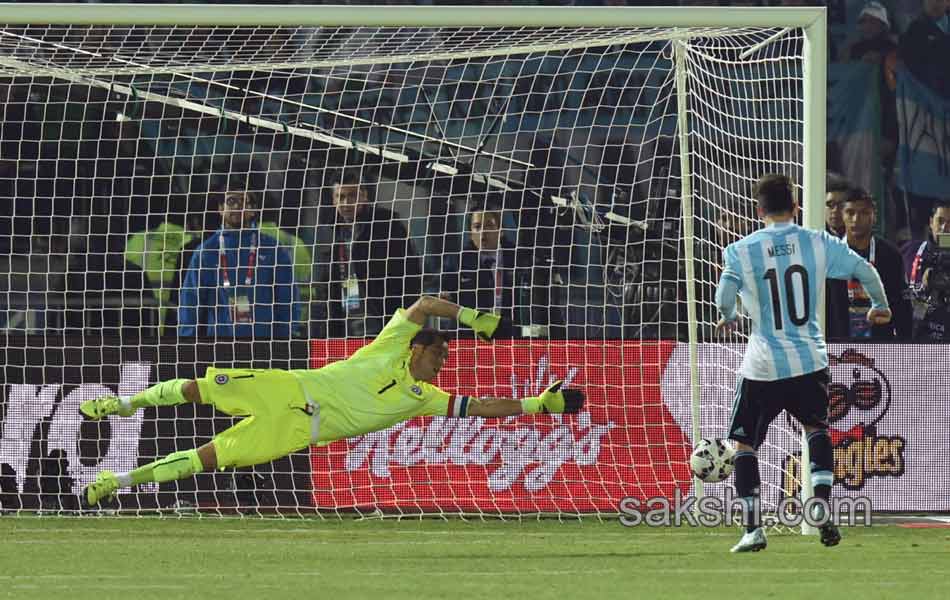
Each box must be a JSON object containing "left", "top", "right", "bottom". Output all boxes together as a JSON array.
[{"left": 1, "top": 0, "right": 949, "bottom": 342}]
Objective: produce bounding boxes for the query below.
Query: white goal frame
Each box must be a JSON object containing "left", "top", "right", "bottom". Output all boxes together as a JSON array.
[{"left": 0, "top": 4, "right": 827, "bottom": 531}]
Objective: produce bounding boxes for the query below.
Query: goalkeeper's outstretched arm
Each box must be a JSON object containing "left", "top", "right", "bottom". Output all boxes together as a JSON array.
[
  {"left": 464, "top": 381, "right": 586, "bottom": 417},
  {"left": 404, "top": 295, "right": 504, "bottom": 341},
  {"left": 405, "top": 295, "right": 464, "bottom": 324}
]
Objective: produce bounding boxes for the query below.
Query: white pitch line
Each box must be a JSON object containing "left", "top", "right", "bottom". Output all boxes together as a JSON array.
[
  {"left": 0, "top": 574, "right": 316, "bottom": 580},
  {"left": 0, "top": 570, "right": 619, "bottom": 580},
  {"left": 645, "top": 568, "right": 950, "bottom": 575},
  {"left": 3, "top": 526, "right": 737, "bottom": 538},
  {"left": 4, "top": 537, "right": 500, "bottom": 547},
  {"left": 9, "top": 524, "right": 915, "bottom": 539},
  {"left": 7, "top": 526, "right": 913, "bottom": 542},
  {"left": 8, "top": 584, "right": 191, "bottom": 591},
  {"left": 925, "top": 516, "right": 950, "bottom": 524},
  {"left": 3, "top": 568, "right": 947, "bottom": 583}
]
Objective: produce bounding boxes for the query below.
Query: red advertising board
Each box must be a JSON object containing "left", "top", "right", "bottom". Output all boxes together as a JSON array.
[{"left": 309, "top": 340, "right": 693, "bottom": 513}]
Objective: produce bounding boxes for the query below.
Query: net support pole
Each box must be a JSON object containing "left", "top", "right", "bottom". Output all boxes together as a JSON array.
[
  {"left": 800, "top": 8, "right": 828, "bottom": 537},
  {"left": 674, "top": 39, "right": 703, "bottom": 504}
]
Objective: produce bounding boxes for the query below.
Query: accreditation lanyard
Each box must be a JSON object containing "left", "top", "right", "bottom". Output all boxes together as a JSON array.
[
  {"left": 219, "top": 232, "right": 257, "bottom": 288},
  {"left": 480, "top": 249, "right": 504, "bottom": 311},
  {"left": 910, "top": 240, "right": 928, "bottom": 286},
  {"left": 851, "top": 237, "right": 876, "bottom": 266},
  {"left": 494, "top": 248, "right": 503, "bottom": 310},
  {"left": 337, "top": 235, "right": 354, "bottom": 280},
  {"left": 848, "top": 237, "right": 876, "bottom": 297}
]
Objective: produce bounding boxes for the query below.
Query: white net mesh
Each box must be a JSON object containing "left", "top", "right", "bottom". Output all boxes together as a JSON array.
[
  {"left": 0, "top": 24, "right": 772, "bottom": 75},
  {"left": 684, "top": 30, "right": 808, "bottom": 522},
  {"left": 0, "top": 15, "right": 810, "bottom": 519}
]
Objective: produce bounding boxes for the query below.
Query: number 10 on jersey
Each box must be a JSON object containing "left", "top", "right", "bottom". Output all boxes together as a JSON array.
[{"left": 763, "top": 265, "right": 810, "bottom": 329}]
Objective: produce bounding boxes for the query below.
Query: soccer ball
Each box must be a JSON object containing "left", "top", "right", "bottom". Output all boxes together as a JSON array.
[{"left": 689, "top": 438, "right": 736, "bottom": 483}]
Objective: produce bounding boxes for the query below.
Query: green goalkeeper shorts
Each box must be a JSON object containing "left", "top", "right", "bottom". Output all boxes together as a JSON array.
[{"left": 197, "top": 367, "right": 314, "bottom": 470}]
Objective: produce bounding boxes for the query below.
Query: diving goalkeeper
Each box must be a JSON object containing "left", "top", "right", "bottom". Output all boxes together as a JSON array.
[{"left": 80, "top": 296, "right": 585, "bottom": 506}]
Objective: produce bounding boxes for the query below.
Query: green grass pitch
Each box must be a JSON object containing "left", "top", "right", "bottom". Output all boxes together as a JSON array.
[{"left": 1, "top": 518, "right": 947, "bottom": 599}]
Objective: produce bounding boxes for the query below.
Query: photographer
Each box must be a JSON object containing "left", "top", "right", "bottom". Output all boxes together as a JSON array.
[
  {"left": 902, "top": 202, "right": 950, "bottom": 340},
  {"left": 902, "top": 202, "right": 950, "bottom": 286}
]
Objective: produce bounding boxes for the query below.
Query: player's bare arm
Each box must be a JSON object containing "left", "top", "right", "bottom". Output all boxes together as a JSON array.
[
  {"left": 404, "top": 294, "right": 463, "bottom": 325},
  {"left": 405, "top": 294, "right": 503, "bottom": 341},
  {"left": 466, "top": 396, "right": 523, "bottom": 417},
  {"left": 467, "top": 381, "right": 586, "bottom": 417}
]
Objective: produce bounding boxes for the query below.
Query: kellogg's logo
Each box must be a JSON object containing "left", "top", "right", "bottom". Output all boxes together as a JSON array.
[
  {"left": 342, "top": 356, "right": 614, "bottom": 492},
  {"left": 344, "top": 413, "right": 615, "bottom": 492},
  {"left": 310, "top": 342, "right": 692, "bottom": 512},
  {"left": 783, "top": 349, "right": 906, "bottom": 493}
]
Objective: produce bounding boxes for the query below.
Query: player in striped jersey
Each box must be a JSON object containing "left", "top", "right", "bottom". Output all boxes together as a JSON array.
[{"left": 715, "top": 174, "right": 892, "bottom": 553}]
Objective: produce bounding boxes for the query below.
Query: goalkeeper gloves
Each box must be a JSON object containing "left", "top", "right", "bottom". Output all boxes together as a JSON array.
[
  {"left": 458, "top": 307, "right": 502, "bottom": 342},
  {"left": 521, "top": 381, "right": 585, "bottom": 415}
]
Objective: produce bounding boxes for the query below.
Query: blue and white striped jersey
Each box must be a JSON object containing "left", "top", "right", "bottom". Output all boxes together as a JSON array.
[{"left": 716, "top": 221, "right": 888, "bottom": 381}]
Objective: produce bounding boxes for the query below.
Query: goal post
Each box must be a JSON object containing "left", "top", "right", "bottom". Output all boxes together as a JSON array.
[
  {"left": 0, "top": 4, "right": 826, "bottom": 521},
  {"left": 1, "top": 4, "right": 828, "bottom": 28},
  {"left": 799, "top": 6, "right": 827, "bottom": 537}
]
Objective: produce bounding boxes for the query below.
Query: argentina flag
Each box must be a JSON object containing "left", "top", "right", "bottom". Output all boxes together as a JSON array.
[
  {"left": 828, "top": 62, "right": 884, "bottom": 203},
  {"left": 896, "top": 66, "right": 950, "bottom": 198}
]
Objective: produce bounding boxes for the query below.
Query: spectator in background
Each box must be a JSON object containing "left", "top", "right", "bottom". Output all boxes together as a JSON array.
[
  {"left": 895, "top": 0, "right": 950, "bottom": 240},
  {"left": 823, "top": 174, "right": 851, "bottom": 339},
  {"left": 843, "top": 2, "right": 900, "bottom": 168},
  {"left": 321, "top": 167, "right": 421, "bottom": 338},
  {"left": 693, "top": 205, "right": 754, "bottom": 336},
  {"left": 64, "top": 216, "right": 154, "bottom": 337},
  {"left": 440, "top": 203, "right": 557, "bottom": 338},
  {"left": 827, "top": 188, "right": 913, "bottom": 339},
  {"left": 899, "top": 0, "right": 950, "bottom": 98},
  {"left": 258, "top": 219, "right": 313, "bottom": 323},
  {"left": 846, "top": 2, "right": 898, "bottom": 63},
  {"left": 826, "top": 172, "right": 850, "bottom": 237},
  {"left": 124, "top": 221, "right": 197, "bottom": 335},
  {"left": 715, "top": 207, "right": 753, "bottom": 250},
  {"left": 178, "top": 189, "right": 300, "bottom": 339}
]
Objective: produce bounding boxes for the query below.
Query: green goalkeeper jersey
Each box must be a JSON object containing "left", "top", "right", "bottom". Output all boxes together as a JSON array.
[{"left": 293, "top": 309, "right": 461, "bottom": 444}]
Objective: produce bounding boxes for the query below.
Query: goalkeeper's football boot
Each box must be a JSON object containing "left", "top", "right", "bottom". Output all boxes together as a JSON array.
[
  {"left": 84, "top": 471, "right": 120, "bottom": 506},
  {"left": 730, "top": 527, "right": 767, "bottom": 553},
  {"left": 79, "top": 395, "right": 133, "bottom": 420}
]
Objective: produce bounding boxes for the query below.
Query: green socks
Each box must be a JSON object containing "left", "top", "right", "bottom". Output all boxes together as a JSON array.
[
  {"left": 126, "top": 449, "right": 205, "bottom": 486},
  {"left": 130, "top": 379, "right": 191, "bottom": 410}
]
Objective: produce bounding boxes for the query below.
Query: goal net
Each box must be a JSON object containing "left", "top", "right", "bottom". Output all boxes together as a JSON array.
[{"left": 0, "top": 5, "right": 825, "bottom": 520}]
